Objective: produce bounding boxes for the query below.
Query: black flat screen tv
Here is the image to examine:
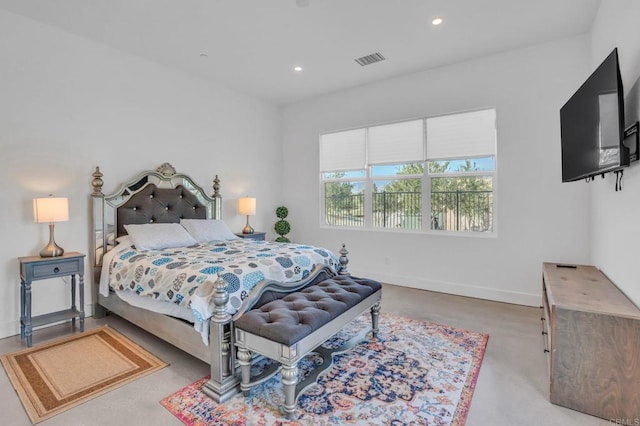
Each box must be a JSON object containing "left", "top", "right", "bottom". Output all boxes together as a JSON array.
[{"left": 560, "top": 48, "right": 628, "bottom": 182}]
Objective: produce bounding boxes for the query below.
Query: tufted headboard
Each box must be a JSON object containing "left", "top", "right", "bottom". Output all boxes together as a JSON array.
[
  {"left": 91, "top": 163, "right": 222, "bottom": 266},
  {"left": 115, "top": 183, "right": 208, "bottom": 237}
]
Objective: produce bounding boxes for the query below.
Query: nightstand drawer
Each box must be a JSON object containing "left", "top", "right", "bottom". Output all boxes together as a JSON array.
[{"left": 32, "top": 259, "right": 81, "bottom": 279}]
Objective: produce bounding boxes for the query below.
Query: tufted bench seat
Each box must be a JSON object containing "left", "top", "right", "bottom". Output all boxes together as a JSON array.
[{"left": 234, "top": 273, "right": 382, "bottom": 420}]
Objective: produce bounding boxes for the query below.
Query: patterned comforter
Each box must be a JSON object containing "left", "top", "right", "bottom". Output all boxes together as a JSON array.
[{"left": 108, "top": 239, "right": 340, "bottom": 321}]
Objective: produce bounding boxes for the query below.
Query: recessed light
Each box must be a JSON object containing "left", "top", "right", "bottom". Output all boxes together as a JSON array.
[
  {"left": 431, "top": 17, "right": 443, "bottom": 26},
  {"left": 293, "top": 66, "right": 303, "bottom": 72}
]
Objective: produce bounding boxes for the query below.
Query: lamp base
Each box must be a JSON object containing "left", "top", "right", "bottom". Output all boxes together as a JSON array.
[
  {"left": 242, "top": 216, "right": 254, "bottom": 234},
  {"left": 40, "top": 243, "right": 64, "bottom": 258},
  {"left": 40, "top": 223, "right": 64, "bottom": 257}
]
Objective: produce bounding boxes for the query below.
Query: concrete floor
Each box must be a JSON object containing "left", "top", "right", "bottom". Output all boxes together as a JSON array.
[{"left": 0, "top": 284, "right": 610, "bottom": 426}]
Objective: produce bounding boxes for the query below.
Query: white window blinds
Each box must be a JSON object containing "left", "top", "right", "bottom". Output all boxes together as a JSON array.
[
  {"left": 368, "top": 119, "right": 424, "bottom": 164},
  {"left": 426, "top": 109, "right": 496, "bottom": 160},
  {"left": 319, "top": 129, "right": 366, "bottom": 172}
]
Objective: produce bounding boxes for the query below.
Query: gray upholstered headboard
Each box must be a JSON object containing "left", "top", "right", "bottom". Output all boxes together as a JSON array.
[
  {"left": 91, "top": 162, "right": 221, "bottom": 266},
  {"left": 115, "top": 183, "right": 208, "bottom": 237}
]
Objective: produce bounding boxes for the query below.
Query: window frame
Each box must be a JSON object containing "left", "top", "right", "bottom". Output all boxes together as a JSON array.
[{"left": 319, "top": 108, "right": 498, "bottom": 237}]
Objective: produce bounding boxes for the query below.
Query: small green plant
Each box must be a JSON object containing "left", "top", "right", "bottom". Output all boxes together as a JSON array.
[{"left": 274, "top": 206, "right": 291, "bottom": 243}]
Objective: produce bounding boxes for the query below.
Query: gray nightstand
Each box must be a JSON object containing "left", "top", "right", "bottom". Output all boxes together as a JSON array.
[
  {"left": 235, "top": 232, "right": 266, "bottom": 241},
  {"left": 18, "top": 252, "right": 85, "bottom": 347}
]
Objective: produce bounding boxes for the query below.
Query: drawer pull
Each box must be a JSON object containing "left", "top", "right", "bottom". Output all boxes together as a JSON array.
[
  {"left": 541, "top": 317, "right": 545, "bottom": 321},
  {"left": 54, "top": 267, "right": 60, "bottom": 273},
  {"left": 542, "top": 331, "right": 548, "bottom": 336},
  {"left": 544, "top": 349, "right": 550, "bottom": 353}
]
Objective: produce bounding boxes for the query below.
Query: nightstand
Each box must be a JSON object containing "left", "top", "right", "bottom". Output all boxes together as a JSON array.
[
  {"left": 234, "top": 232, "right": 266, "bottom": 241},
  {"left": 18, "top": 252, "right": 85, "bottom": 347}
]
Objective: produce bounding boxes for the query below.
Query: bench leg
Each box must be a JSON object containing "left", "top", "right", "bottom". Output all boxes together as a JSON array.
[
  {"left": 281, "top": 363, "right": 299, "bottom": 420},
  {"left": 371, "top": 302, "right": 381, "bottom": 338},
  {"left": 237, "top": 348, "right": 253, "bottom": 396}
]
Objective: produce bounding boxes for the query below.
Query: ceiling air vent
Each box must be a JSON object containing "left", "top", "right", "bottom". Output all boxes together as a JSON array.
[{"left": 355, "top": 52, "right": 386, "bottom": 67}]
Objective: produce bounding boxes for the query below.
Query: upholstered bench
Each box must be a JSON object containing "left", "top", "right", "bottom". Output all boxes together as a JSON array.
[{"left": 234, "top": 274, "right": 382, "bottom": 419}]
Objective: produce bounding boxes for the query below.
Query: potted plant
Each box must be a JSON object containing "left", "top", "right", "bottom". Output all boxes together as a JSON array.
[{"left": 274, "top": 206, "right": 291, "bottom": 243}]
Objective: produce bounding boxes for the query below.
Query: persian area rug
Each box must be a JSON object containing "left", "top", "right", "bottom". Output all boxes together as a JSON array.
[
  {"left": 1, "top": 325, "right": 167, "bottom": 424},
  {"left": 161, "top": 313, "right": 489, "bottom": 426}
]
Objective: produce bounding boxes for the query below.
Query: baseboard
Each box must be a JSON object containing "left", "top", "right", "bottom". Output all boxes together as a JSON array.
[{"left": 350, "top": 268, "right": 540, "bottom": 307}]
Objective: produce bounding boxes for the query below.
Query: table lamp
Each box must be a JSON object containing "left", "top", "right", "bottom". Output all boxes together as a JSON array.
[
  {"left": 238, "top": 197, "right": 256, "bottom": 234},
  {"left": 33, "top": 196, "right": 69, "bottom": 257}
]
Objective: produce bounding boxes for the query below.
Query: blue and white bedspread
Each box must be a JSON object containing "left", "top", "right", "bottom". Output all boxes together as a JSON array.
[{"left": 108, "top": 239, "right": 340, "bottom": 323}]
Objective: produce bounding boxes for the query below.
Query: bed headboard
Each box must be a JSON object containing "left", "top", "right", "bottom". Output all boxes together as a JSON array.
[
  {"left": 115, "top": 183, "right": 208, "bottom": 237},
  {"left": 91, "top": 162, "right": 222, "bottom": 267}
]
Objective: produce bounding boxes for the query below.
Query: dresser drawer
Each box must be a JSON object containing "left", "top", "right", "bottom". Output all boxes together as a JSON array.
[{"left": 32, "top": 259, "right": 81, "bottom": 279}]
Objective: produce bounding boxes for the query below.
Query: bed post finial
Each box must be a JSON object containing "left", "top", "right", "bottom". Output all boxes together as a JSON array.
[
  {"left": 91, "top": 166, "right": 104, "bottom": 196},
  {"left": 156, "top": 163, "right": 176, "bottom": 177},
  {"left": 212, "top": 175, "right": 222, "bottom": 220},
  {"left": 213, "top": 175, "right": 221, "bottom": 197},
  {"left": 339, "top": 243, "right": 350, "bottom": 275},
  {"left": 212, "top": 273, "right": 231, "bottom": 322}
]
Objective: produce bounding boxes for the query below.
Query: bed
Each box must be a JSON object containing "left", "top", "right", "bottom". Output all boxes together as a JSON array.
[{"left": 90, "top": 163, "right": 350, "bottom": 402}]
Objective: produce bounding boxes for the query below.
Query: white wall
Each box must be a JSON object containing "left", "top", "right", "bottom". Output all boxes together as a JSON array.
[
  {"left": 0, "top": 11, "right": 282, "bottom": 338},
  {"left": 3, "top": 6, "right": 622, "bottom": 340},
  {"left": 590, "top": 1, "right": 640, "bottom": 307},
  {"left": 282, "top": 37, "right": 592, "bottom": 306}
]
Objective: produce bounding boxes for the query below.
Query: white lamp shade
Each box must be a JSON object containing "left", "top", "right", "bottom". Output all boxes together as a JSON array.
[
  {"left": 33, "top": 197, "right": 69, "bottom": 223},
  {"left": 238, "top": 197, "right": 256, "bottom": 216}
]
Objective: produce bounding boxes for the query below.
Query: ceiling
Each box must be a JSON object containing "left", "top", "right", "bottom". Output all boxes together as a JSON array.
[{"left": 0, "top": 0, "right": 602, "bottom": 105}]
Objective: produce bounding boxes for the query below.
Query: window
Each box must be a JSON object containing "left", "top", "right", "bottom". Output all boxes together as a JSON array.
[
  {"left": 320, "top": 108, "right": 497, "bottom": 234},
  {"left": 426, "top": 109, "right": 496, "bottom": 232},
  {"left": 323, "top": 171, "right": 365, "bottom": 227},
  {"left": 371, "top": 163, "right": 422, "bottom": 229}
]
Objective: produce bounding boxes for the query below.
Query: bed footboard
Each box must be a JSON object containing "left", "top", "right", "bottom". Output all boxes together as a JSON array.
[{"left": 202, "top": 245, "right": 352, "bottom": 403}]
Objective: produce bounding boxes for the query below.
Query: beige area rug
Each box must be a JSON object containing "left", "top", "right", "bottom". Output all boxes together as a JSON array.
[{"left": 1, "top": 325, "right": 167, "bottom": 424}]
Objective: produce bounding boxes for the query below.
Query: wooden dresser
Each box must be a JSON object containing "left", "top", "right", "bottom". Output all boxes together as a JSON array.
[{"left": 541, "top": 263, "right": 640, "bottom": 421}]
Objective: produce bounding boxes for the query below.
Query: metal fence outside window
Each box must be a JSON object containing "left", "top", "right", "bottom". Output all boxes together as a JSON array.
[
  {"left": 372, "top": 191, "right": 421, "bottom": 229},
  {"left": 325, "top": 193, "right": 364, "bottom": 227},
  {"left": 325, "top": 190, "right": 493, "bottom": 232},
  {"left": 431, "top": 190, "right": 493, "bottom": 232}
]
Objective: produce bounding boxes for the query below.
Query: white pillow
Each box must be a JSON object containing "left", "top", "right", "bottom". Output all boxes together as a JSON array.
[
  {"left": 123, "top": 223, "right": 197, "bottom": 250},
  {"left": 180, "top": 219, "right": 238, "bottom": 243}
]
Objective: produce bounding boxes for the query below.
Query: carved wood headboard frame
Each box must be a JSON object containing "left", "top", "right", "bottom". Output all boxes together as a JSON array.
[{"left": 90, "top": 163, "right": 222, "bottom": 270}]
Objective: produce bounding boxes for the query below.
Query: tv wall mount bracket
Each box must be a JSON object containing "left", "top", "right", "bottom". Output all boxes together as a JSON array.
[{"left": 624, "top": 121, "right": 639, "bottom": 163}]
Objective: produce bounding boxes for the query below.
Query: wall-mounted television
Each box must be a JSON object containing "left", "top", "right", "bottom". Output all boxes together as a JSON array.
[{"left": 560, "top": 48, "right": 628, "bottom": 182}]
